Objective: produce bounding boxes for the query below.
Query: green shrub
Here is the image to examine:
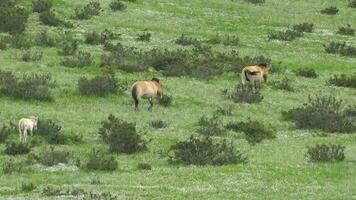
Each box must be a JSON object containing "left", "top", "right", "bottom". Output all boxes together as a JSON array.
[
  {"left": 39, "top": 10, "right": 63, "bottom": 27},
  {"left": 99, "top": 114, "right": 148, "bottom": 154},
  {"left": 175, "top": 34, "right": 201, "bottom": 46},
  {"left": 46, "top": 132, "right": 68, "bottom": 145},
  {"left": 136, "top": 30, "right": 151, "bottom": 42},
  {"left": 90, "top": 175, "right": 102, "bottom": 185},
  {"left": 325, "top": 42, "right": 356, "bottom": 57},
  {"left": 282, "top": 95, "right": 356, "bottom": 133},
  {"left": 37, "top": 147, "right": 70, "bottom": 166},
  {"left": 61, "top": 51, "right": 93, "bottom": 68},
  {"left": 294, "top": 68, "right": 318, "bottom": 78},
  {"left": 32, "top": 0, "right": 52, "bottom": 13},
  {"left": 0, "top": 1, "right": 29, "bottom": 34},
  {"left": 213, "top": 106, "right": 233, "bottom": 116},
  {"left": 320, "top": 6, "right": 339, "bottom": 15},
  {"left": 36, "top": 30, "right": 56, "bottom": 47},
  {"left": 78, "top": 72, "right": 119, "bottom": 96},
  {"left": 168, "top": 135, "right": 247, "bottom": 165},
  {"left": 243, "top": 0, "right": 265, "bottom": 4},
  {"left": 268, "top": 29, "right": 303, "bottom": 41},
  {"left": 269, "top": 62, "right": 287, "bottom": 74},
  {"left": 328, "top": 74, "right": 356, "bottom": 88},
  {"left": 110, "top": 0, "right": 126, "bottom": 11},
  {"left": 0, "top": 39, "right": 7, "bottom": 50},
  {"left": 58, "top": 40, "right": 78, "bottom": 56},
  {"left": 21, "top": 181, "right": 36, "bottom": 192},
  {"left": 150, "top": 120, "right": 168, "bottom": 129},
  {"left": 37, "top": 119, "right": 61, "bottom": 136},
  {"left": 75, "top": 1, "right": 102, "bottom": 20},
  {"left": 158, "top": 94, "right": 172, "bottom": 107},
  {"left": 197, "top": 115, "right": 225, "bottom": 136},
  {"left": 228, "top": 84, "right": 264, "bottom": 103},
  {"left": 20, "top": 50, "right": 43, "bottom": 62},
  {"left": 206, "top": 34, "right": 240, "bottom": 46},
  {"left": 82, "top": 149, "right": 118, "bottom": 171},
  {"left": 82, "top": 191, "right": 118, "bottom": 200},
  {"left": 2, "top": 159, "right": 24, "bottom": 174},
  {"left": 337, "top": 24, "right": 355, "bottom": 36},
  {"left": 292, "top": 22, "right": 314, "bottom": 33},
  {"left": 84, "top": 29, "right": 117, "bottom": 45},
  {"left": 225, "top": 119, "right": 275, "bottom": 144},
  {"left": 271, "top": 76, "right": 294, "bottom": 91},
  {"left": 4, "top": 142, "right": 31, "bottom": 155},
  {"left": 0, "top": 124, "right": 13, "bottom": 143},
  {"left": 137, "top": 163, "right": 152, "bottom": 170},
  {"left": 348, "top": 0, "right": 356, "bottom": 8},
  {"left": 306, "top": 144, "right": 345, "bottom": 162},
  {"left": 10, "top": 34, "right": 32, "bottom": 49}
]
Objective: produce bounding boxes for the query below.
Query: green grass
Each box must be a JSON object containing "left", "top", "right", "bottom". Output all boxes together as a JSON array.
[{"left": 0, "top": 0, "right": 355, "bottom": 199}]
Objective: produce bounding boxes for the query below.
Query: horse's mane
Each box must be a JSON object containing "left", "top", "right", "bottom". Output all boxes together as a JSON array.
[
  {"left": 258, "top": 63, "right": 268, "bottom": 67},
  {"left": 151, "top": 77, "right": 160, "bottom": 83}
]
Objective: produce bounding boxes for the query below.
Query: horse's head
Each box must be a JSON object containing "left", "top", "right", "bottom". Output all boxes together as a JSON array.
[
  {"left": 30, "top": 116, "right": 38, "bottom": 130},
  {"left": 152, "top": 78, "right": 163, "bottom": 98}
]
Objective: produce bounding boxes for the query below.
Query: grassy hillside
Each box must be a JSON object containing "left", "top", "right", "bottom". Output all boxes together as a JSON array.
[{"left": 0, "top": 0, "right": 355, "bottom": 199}]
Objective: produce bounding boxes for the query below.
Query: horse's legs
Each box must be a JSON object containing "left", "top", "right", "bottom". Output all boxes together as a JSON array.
[
  {"left": 148, "top": 98, "right": 153, "bottom": 112},
  {"left": 23, "top": 129, "right": 27, "bottom": 143},
  {"left": 134, "top": 98, "right": 139, "bottom": 111}
]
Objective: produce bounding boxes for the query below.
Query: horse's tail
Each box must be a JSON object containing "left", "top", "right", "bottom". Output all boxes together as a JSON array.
[
  {"left": 241, "top": 68, "right": 249, "bottom": 86},
  {"left": 131, "top": 84, "right": 139, "bottom": 109},
  {"left": 18, "top": 120, "right": 24, "bottom": 135}
]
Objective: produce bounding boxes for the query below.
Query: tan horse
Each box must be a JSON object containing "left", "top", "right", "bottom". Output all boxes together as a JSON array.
[
  {"left": 241, "top": 64, "right": 269, "bottom": 90},
  {"left": 18, "top": 116, "right": 38, "bottom": 143},
  {"left": 131, "top": 78, "right": 163, "bottom": 111}
]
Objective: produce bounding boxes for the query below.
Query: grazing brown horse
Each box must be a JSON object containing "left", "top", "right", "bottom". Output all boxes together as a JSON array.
[
  {"left": 241, "top": 64, "right": 269, "bottom": 90},
  {"left": 131, "top": 78, "right": 163, "bottom": 111}
]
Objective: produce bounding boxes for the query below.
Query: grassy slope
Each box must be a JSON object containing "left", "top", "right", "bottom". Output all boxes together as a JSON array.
[{"left": 0, "top": 0, "right": 355, "bottom": 199}]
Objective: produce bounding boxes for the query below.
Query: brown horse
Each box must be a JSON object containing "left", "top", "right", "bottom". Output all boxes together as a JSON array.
[
  {"left": 131, "top": 78, "right": 163, "bottom": 111},
  {"left": 241, "top": 64, "right": 269, "bottom": 90}
]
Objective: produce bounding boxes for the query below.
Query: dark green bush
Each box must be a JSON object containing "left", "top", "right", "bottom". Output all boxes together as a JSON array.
[
  {"left": 136, "top": 30, "right": 151, "bottom": 42},
  {"left": 225, "top": 119, "right": 275, "bottom": 144},
  {"left": 243, "top": 0, "right": 265, "bottom": 4},
  {"left": 21, "top": 181, "right": 36, "bottom": 192},
  {"left": 75, "top": 1, "right": 102, "bottom": 20},
  {"left": 282, "top": 95, "right": 356, "bottom": 133},
  {"left": 10, "top": 34, "right": 32, "bottom": 49},
  {"left": 325, "top": 42, "right": 356, "bottom": 57},
  {"left": 268, "top": 29, "right": 303, "bottom": 41},
  {"left": 32, "top": 0, "right": 52, "bottom": 13},
  {"left": 337, "top": 24, "right": 355, "bottom": 36},
  {"left": 197, "top": 115, "right": 225, "bottom": 136},
  {"left": 271, "top": 76, "right": 294, "bottom": 91},
  {"left": 37, "top": 119, "right": 61, "bottom": 136},
  {"left": 37, "top": 147, "right": 70, "bottom": 166},
  {"left": 150, "top": 120, "right": 168, "bottom": 129},
  {"left": 349, "top": 0, "right": 356, "bottom": 8},
  {"left": 46, "top": 132, "right": 68, "bottom": 145},
  {"left": 4, "top": 142, "right": 31, "bottom": 155},
  {"left": 61, "top": 51, "right": 93, "bottom": 68},
  {"left": 84, "top": 29, "right": 117, "bottom": 45},
  {"left": 0, "top": 39, "right": 7, "bottom": 50},
  {"left": 39, "top": 10, "right": 63, "bottom": 27},
  {"left": 20, "top": 50, "right": 43, "bottom": 62},
  {"left": 328, "top": 74, "right": 356, "bottom": 88},
  {"left": 269, "top": 62, "right": 287, "bottom": 74},
  {"left": 82, "top": 149, "right": 118, "bottom": 171},
  {"left": 2, "top": 159, "right": 24, "bottom": 174},
  {"left": 320, "top": 6, "right": 339, "bottom": 15},
  {"left": 137, "top": 163, "right": 152, "bottom": 170},
  {"left": 0, "top": 1, "right": 29, "bottom": 34},
  {"left": 292, "top": 23, "right": 314, "bottom": 33},
  {"left": 158, "top": 94, "right": 172, "bottom": 107},
  {"left": 306, "top": 144, "right": 345, "bottom": 162},
  {"left": 175, "top": 34, "right": 201, "bottom": 46},
  {"left": 294, "top": 68, "right": 318, "bottom": 78},
  {"left": 207, "top": 34, "right": 240, "bottom": 46},
  {"left": 78, "top": 72, "right": 119, "bottom": 96},
  {"left": 110, "top": 0, "right": 126, "bottom": 11},
  {"left": 36, "top": 30, "right": 56, "bottom": 47},
  {"left": 99, "top": 114, "right": 148, "bottom": 154},
  {"left": 0, "top": 124, "right": 13, "bottom": 143},
  {"left": 228, "top": 84, "right": 264, "bottom": 103},
  {"left": 213, "top": 106, "right": 233, "bottom": 116},
  {"left": 58, "top": 40, "right": 78, "bottom": 56},
  {"left": 168, "top": 135, "right": 247, "bottom": 165}
]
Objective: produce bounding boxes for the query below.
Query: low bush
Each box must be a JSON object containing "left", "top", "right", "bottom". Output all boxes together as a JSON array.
[
  {"left": 337, "top": 24, "right": 355, "bottom": 36},
  {"left": 168, "top": 135, "right": 247, "bottom": 165},
  {"left": 294, "top": 68, "right": 318, "bottom": 78},
  {"left": 32, "top": 0, "right": 52, "bottom": 13},
  {"left": 150, "top": 120, "right": 168, "bottom": 129},
  {"left": 244, "top": 0, "right": 265, "bottom": 4},
  {"left": 328, "top": 74, "right": 356, "bottom": 88},
  {"left": 39, "top": 10, "right": 63, "bottom": 27},
  {"left": 82, "top": 149, "right": 118, "bottom": 171},
  {"left": 75, "top": 1, "right": 102, "bottom": 20},
  {"left": 0, "top": 39, "right": 7, "bottom": 50},
  {"left": 269, "top": 62, "right": 287, "bottom": 74},
  {"left": 21, "top": 181, "right": 36, "bottom": 192},
  {"left": 37, "top": 147, "right": 70, "bottom": 166},
  {"left": 158, "top": 94, "right": 172, "bottom": 107},
  {"left": 206, "top": 34, "right": 240, "bottom": 46},
  {"left": 84, "top": 29, "right": 117, "bottom": 45},
  {"left": 37, "top": 119, "right": 61, "bottom": 136},
  {"left": 325, "top": 42, "right": 356, "bottom": 57},
  {"left": 268, "top": 29, "right": 303, "bottom": 41},
  {"left": 110, "top": 0, "right": 126, "bottom": 11},
  {"left": 2, "top": 159, "right": 24, "bottom": 174},
  {"left": 46, "top": 132, "right": 68, "bottom": 145},
  {"left": 349, "top": 0, "right": 356, "bottom": 8},
  {"left": 20, "top": 50, "right": 43, "bottom": 62},
  {"left": 175, "top": 34, "right": 201, "bottom": 46},
  {"left": 197, "top": 115, "right": 225, "bottom": 136},
  {"left": 228, "top": 84, "right": 264, "bottom": 103},
  {"left": 4, "top": 142, "right": 31, "bottom": 155},
  {"left": 99, "top": 114, "right": 148, "bottom": 154},
  {"left": 225, "top": 119, "right": 275, "bottom": 144},
  {"left": 306, "top": 144, "right": 345, "bottom": 162},
  {"left": 137, "top": 163, "right": 152, "bottom": 170},
  {"left": 0, "top": 1, "right": 29, "bottom": 34},
  {"left": 0, "top": 124, "right": 13, "bottom": 143},
  {"left": 213, "top": 106, "right": 233, "bottom": 116},
  {"left": 78, "top": 72, "right": 119, "bottom": 96},
  {"left": 61, "top": 51, "right": 93, "bottom": 68},
  {"left": 320, "top": 6, "right": 339, "bottom": 15},
  {"left": 282, "top": 95, "right": 356, "bottom": 133},
  {"left": 10, "top": 34, "right": 32, "bottom": 49},
  {"left": 292, "top": 22, "right": 314, "bottom": 33},
  {"left": 36, "top": 30, "right": 56, "bottom": 47},
  {"left": 136, "top": 30, "right": 151, "bottom": 42},
  {"left": 58, "top": 40, "right": 78, "bottom": 56},
  {"left": 271, "top": 76, "right": 294, "bottom": 91}
]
